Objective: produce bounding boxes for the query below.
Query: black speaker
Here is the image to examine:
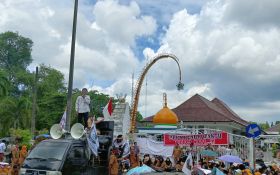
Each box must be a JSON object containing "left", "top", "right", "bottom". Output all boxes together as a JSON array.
[
  {"left": 96, "top": 121, "right": 114, "bottom": 138},
  {"left": 94, "top": 121, "right": 114, "bottom": 167}
]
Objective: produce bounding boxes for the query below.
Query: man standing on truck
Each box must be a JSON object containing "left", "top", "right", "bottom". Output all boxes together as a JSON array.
[{"left": 75, "top": 88, "right": 91, "bottom": 128}]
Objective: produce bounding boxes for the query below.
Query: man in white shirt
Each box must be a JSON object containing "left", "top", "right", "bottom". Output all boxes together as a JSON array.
[
  {"left": 75, "top": 88, "right": 91, "bottom": 128},
  {"left": 0, "top": 140, "right": 6, "bottom": 162}
]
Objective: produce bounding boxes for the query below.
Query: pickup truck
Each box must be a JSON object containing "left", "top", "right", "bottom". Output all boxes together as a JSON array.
[{"left": 19, "top": 138, "right": 109, "bottom": 175}]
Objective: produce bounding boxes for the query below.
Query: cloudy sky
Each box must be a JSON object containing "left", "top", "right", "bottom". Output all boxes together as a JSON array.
[{"left": 1, "top": 0, "right": 280, "bottom": 123}]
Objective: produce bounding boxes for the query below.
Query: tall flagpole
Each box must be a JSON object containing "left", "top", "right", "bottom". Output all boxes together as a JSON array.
[{"left": 66, "top": 0, "right": 78, "bottom": 132}]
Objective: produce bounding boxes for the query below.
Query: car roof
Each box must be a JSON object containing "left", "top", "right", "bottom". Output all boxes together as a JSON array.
[{"left": 41, "top": 138, "right": 85, "bottom": 145}]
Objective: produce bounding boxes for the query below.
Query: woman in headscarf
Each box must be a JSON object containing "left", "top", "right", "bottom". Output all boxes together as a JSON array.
[
  {"left": 109, "top": 148, "right": 119, "bottom": 175},
  {"left": 129, "top": 145, "right": 139, "bottom": 168},
  {"left": 175, "top": 158, "right": 184, "bottom": 172},
  {"left": 152, "top": 156, "right": 164, "bottom": 172},
  {"left": 143, "top": 154, "right": 152, "bottom": 167},
  {"left": 19, "top": 145, "right": 28, "bottom": 165},
  {"left": 11, "top": 145, "right": 20, "bottom": 175},
  {"left": 162, "top": 157, "right": 174, "bottom": 172},
  {"left": 173, "top": 143, "right": 182, "bottom": 163}
]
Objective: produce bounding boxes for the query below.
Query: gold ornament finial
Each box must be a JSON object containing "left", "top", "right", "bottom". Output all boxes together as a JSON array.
[{"left": 163, "top": 93, "right": 167, "bottom": 107}]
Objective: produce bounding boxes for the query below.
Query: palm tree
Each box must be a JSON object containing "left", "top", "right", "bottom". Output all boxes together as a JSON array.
[{"left": 0, "top": 96, "right": 32, "bottom": 136}]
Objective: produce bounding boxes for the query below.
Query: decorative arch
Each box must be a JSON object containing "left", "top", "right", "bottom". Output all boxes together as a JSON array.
[{"left": 130, "top": 53, "right": 184, "bottom": 133}]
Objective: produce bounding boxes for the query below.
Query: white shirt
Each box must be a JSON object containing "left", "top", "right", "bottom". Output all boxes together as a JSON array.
[
  {"left": 75, "top": 95, "right": 90, "bottom": 113},
  {"left": 0, "top": 143, "right": 6, "bottom": 153}
]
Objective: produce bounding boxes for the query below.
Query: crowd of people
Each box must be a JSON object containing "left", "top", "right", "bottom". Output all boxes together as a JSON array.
[
  {"left": 0, "top": 139, "right": 29, "bottom": 175},
  {"left": 108, "top": 138, "right": 280, "bottom": 175}
]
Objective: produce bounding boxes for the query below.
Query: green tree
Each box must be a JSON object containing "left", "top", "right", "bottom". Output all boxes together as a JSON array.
[
  {"left": 0, "top": 31, "right": 33, "bottom": 71},
  {"left": 136, "top": 111, "right": 143, "bottom": 121},
  {"left": 36, "top": 65, "right": 66, "bottom": 130},
  {"left": 88, "top": 90, "right": 111, "bottom": 117},
  {"left": 0, "top": 96, "right": 32, "bottom": 136},
  {"left": 0, "top": 69, "right": 9, "bottom": 97},
  {"left": 10, "top": 128, "right": 32, "bottom": 148},
  {"left": 0, "top": 31, "right": 33, "bottom": 96},
  {"left": 36, "top": 93, "right": 66, "bottom": 130},
  {"left": 259, "top": 121, "right": 270, "bottom": 130},
  {"left": 37, "top": 64, "right": 66, "bottom": 97}
]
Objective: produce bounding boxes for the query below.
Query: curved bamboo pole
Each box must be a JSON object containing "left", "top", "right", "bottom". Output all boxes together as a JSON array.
[{"left": 130, "top": 53, "right": 184, "bottom": 133}]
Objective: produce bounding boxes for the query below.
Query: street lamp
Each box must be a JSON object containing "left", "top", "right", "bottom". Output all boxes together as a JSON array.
[{"left": 66, "top": 0, "right": 78, "bottom": 132}]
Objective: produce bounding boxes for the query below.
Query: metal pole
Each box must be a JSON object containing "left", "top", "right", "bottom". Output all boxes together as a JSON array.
[
  {"left": 253, "top": 139, "right": 256, "bottom": 170},
  {"left": 31, "top": 66, "right": 38, "bottom": 137},
  {"left": 249, "top": 138, "right": 254, "bottom": 169},
  {"left": 66, "top": 0, "right": 78, "bottom": 132}
]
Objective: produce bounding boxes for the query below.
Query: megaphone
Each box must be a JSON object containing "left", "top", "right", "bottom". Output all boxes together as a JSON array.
[
  {"left": 50, "top": 124, "right": 64, "bottom": 139},
  {"left": 70, "top": 123, "right": 85, "bottom": 139}
]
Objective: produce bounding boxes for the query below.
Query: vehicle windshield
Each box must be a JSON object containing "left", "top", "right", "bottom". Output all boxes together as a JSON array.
[{"left": 28, "top": 141, "right": 69, "bottom": 161}]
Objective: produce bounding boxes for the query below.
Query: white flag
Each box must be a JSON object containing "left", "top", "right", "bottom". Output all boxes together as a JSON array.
[
  {"left": 87, "top": 122, "right": 99, "bottom": 157},
  {"left": 59, "top": 111, "right": 66, "bottom": 130},
  {"left": 182, "top": 153, "right": 193, "bottom": 175}
]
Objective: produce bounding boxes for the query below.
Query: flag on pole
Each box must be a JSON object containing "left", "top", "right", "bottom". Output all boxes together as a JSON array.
[
  {"left": 59, "top": 111, "right": 66, "bottom": 130},
  {"left": 87, "top": 122, "right": 99, "bottom": 157},
  {"left": 103, "top": 98, "right": 113, "bottom": 120},
  {"left": 182, "top": 153, "right": 193, "bottom": 175}
]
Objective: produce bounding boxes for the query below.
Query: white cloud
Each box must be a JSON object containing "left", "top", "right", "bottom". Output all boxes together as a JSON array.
[
  {"left": 2, "top": 0, "right": 280, "bottom": 123},
  {"left": 235, "top": 101, "right": 280, "bottom": 123},
  {"left": 142, "top": 0, "right": 280, "bottom": 122},
  {"left": 0, "top": 0, "right": 156, "bottom": 88},
  {"left": 93, "top": 0, "right": 156, "bottom": 46}
]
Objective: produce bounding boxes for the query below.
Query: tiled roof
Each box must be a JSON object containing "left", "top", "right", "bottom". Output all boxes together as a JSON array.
[
  {"left": 211, "top": 98, "right": 249, "bottom": 126},
  {"left": 266, "top": 123, "right": 280, "bottom": 132},
  {"left": 142, "top": 94, "right": 248, "bottom": 126}
]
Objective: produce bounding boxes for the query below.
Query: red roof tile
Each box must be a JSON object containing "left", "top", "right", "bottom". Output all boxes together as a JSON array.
[
  {"left": 211, "top": 98, "right": 249, "bottom": 126},
  {"left": 143, "top": 94, "right": 248, "bottom": 126}
]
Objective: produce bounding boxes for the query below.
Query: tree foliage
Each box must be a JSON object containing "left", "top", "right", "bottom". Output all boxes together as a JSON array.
[
  {"left": 0, "top": 31, "right": 130, "bottom": 138},
  {"left": 0, "top": 31, "right": 33, "bottom": 96}
]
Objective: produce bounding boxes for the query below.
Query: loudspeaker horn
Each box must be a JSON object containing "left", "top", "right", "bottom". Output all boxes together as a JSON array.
[
  {"left": 70, "top": 123, "right": 85, "bottom": 139},
  {"left": 50, "top": 124, "right": 63, "bottom": 139}
]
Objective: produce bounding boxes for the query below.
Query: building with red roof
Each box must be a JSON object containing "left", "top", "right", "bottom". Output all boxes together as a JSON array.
[{"left": 140, "top": 94, "right": 249, "bottom": 135}]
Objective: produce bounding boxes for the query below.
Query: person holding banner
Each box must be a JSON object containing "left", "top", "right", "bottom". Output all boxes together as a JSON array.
[{"left": 86, "top": 116, "right": 104, "bottom": 164}]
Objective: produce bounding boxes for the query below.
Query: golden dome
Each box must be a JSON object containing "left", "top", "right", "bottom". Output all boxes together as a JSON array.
[
  {"left": 153, "top": 106, "right": 178, "bottom": 124},
  {"left": 152, "top": 93, "right": 178, "bottom": 125}
]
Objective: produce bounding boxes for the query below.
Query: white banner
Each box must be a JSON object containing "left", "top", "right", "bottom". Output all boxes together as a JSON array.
[{"left": 136, "top": 137, "right": 174, "bottom": 157}]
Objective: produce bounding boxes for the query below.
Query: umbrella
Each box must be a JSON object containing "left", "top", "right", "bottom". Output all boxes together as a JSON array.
[
  {"left": 218, "top": 155, "right": 242, "bottom": 163},
  {"left": 126, "top": 165, "right": 155, "bottom": 175},
  {"left": 200, "top": 150, "right": 218, "bottom": 157},
  {"left": 35, "top": 134, "right": 51, "bottom": 139}
]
